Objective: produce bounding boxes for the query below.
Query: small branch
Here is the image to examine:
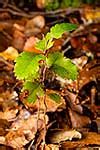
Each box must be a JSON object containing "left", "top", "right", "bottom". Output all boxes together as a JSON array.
[
  {"left": 7, "top": 4, "right": 25, "bottom": 13},
  {"left": 0, "top": 8, "right": 31, "bottom": 18},
  {"left": 63, "top": 22, "right": 93, "bottom": 47},
  {"left": 63, "top": 45, "right": 71, "bottom": 54},
  {"left": 28, "top": 139, "right": 35, "bottom": 150},
  {"left": 42, "top": 65, "right": 47, "bottom": 149},
  {"left": 28, "top": 96, "right": 41, "bottom": 150},
  {"left": 2, "top": 30, "right": 12, "bottom": 40},
  {"left": 42, "top": 93, "right": 47, "bottom": 150},
  {"left": 29, "top": 7, "right": 83, "bottom": 16},
  {"left": 0, "top": 56, "right": 14, "bottom": 69}
]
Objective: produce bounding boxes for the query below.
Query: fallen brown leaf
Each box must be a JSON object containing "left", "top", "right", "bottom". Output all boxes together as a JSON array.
[
  {"left": 49, "top": 130, "right": 82, "bottom": 143},
  {"left": 61, "top": 132, "right": 100, "bottom": 148},
  {"left": 0, "top": 47, "right": 18, "bottom": 60}
]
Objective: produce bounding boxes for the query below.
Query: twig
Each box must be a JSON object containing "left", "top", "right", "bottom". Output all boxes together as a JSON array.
[
  {"left": 0, "top": 8, "right": 31, "bottom": 18},
  {"left": 28, "top": 97, "right": 40, "bottom": 150},
  {"left": 63, "top": 45, "right": 71, "bottom": 54},
  {"left": 29, "top": 7, "right": 83, "bottom": 16},
  {"left": 40, "top": 94, "right": 47, "bottom": 150},
  {"left": 0, "top": 56, "right": 14, "bottom": 69},
  {"left": 29, "top": 7, "right": 99, "bottom": 18},
  {"left": 63, "top": 22, "right": 93, "bottom": 47},
  {"left": 28, "top": 139, "right": 35, "bottom": 150},
  {"left": 7, "top": 4, "right": 25, "bottom": 13},
  {"left": 42, "top": 65, "right": 47, "bottom": 150},
  {"left": 2, "top": 30, "right": 12, "bottom": 40}
]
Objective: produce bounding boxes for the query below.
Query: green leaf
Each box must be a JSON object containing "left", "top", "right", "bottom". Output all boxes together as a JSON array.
[
  {"left": 35, "top": 23, "right": 77, "bottom": 51},
  {"left": 46, "top": 52, "right": 62, "bottom": 67},
  {"left": 46, "top": 52, "right": 78, "bottom": 80},
  {"left": 50, "top": 23, "right": 77, "bottom": 39},
  {"left": 14, "top": 52, "right": 45, "bottom": 81},
  {"left": 36, "top": 39, "right": 46, "bottom": 51},
  {"left": 48, "top": 93, "right": 61, "bottom": 103},
  {"left": 36, "top": 33, "right": 54, "bottom": 51},
  {"left": 23, "top": 81, "right": 44, "bottom": 103}
]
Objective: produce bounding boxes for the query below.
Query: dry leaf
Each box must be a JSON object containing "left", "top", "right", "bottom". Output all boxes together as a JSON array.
[
  {"left": 25, "top": 16, "right": 45, "bottom": 29},
  {"left": 0, "top": 91, "right": 18, "bottom": 121},
  {"left": 39, "top": 144, "right": 59, "bottom": 150},
  {"left": 69, "top": 109, "right": 91, "bottom": 128},
  {"left": 78, "top": 59, "right": 100, "bottom": 90},
  {"left": 24, "top": 36, "right": 43, "bottom": 54},
  {"left": 0, "top": 47, "right": 18, "bottom": 60},
  {"left": 61, "top": 132, "right": 100, "bottom": 148},
  {"left": 25, "top": 16, "right": 45, "bottom": 36},
  {"left": 0, "top": 109, "right": 18, "bottom": 121},
  {"left": 72, "top": 56, "right": 88, "bottom": 70},
  {"left": 0, "top": 110, "right": 49, "bottom": 148},
  {"left": 84, "top": 9, "right": 100, "bottom": 22},
  {"left": 49, "top": 130, "right": 82, "bottom": 143},
  {"left": 12, "top": 30, "right": 25, "bottom": 50},
  {"left": 36, "top": 0, "right": 46, "bottom": 9}
]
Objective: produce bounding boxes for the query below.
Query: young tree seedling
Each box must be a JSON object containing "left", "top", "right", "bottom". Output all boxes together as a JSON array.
[{"left": 14, "top": 23, "right": 78, "bottom": 146}]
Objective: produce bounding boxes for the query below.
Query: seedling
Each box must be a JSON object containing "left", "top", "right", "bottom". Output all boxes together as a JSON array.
[{"left": 14, "top": 23, "right": 78, "bottom": 104}]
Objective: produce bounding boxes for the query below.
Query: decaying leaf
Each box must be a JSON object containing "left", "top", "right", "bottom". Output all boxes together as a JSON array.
[
  {"left": 0, "top": 109, "right": 49, "bottom": 148},
  {"left": 0, "top": 47, "right": 18, "bottom": 60},
  {"left": 26, "top": 15, "right": 45, "bottom": 29},
  {"left": 72, "top": 56, "right": 88, "bottom": 70},
  {"left": 78, "top": 59, "right": 100, "bottom": 90},
  {"left": 25, "top": 16, "right": 45, "bottom": 36},
  {"left": 69, "top": 109, "right": 91, "bottom": 128},
  {"left": 39, "top": 144, "right": 59, "bottom": 150},
  {"left": 12, "top": 29, "right": 25, "bottom": 50},
  {"left": 0, "top": 91, "right": 18, "bottom": 121},
  {"left": 0, "top": 136, "right": 5, "bottom": 145},
  {"left": 0, "top": 109, "right": 18, "bottom": 121},
  {"left": 24, "top": 36, "right": 42, "bottom": 53},
  {"left": 36, "top": 0, "right": 46, "bottom": 9},
  {"left": 49, "top": 129, "right": 82, "bottom": 143},
  {"left": 61, "top": 132, "right": 100, "bottom": 148},
  {"left": 84, "top": 8, "right": 100, "bottom": 22}
]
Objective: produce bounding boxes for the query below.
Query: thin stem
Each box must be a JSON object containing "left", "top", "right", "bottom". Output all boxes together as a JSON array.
[
  {"left": 42, "top": 65, "right": 47, "bottom": 149},
  {"left": 42, "top": 93, "right": 47, "bottom": 150},
  {"left": 40, "top": 59, "right": 48, "bottom": 149},
  {"left": 28, "top": 96, "right": 40, "bottom": 150}
]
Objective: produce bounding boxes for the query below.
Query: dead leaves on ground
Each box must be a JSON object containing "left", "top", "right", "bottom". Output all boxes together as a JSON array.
[
  {"left": 0, "top": 5, "right": 100, "bottom": 150},
  {"left": 0, "top": 109, "right": 49, "bottom": 148},
  {"left": 61, "top": 132, "right": 100, "bottom": 148},
  {"left": 0, "top": 90, "right": 49, "bottom": 148},
  {"left": 49, "top": 129, "right": 82, "bottom": 143}
]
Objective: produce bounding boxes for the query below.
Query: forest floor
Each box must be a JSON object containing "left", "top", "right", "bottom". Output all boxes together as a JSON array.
[{"left": 0, "top": 1, "right": 100, "bottom": 149}]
